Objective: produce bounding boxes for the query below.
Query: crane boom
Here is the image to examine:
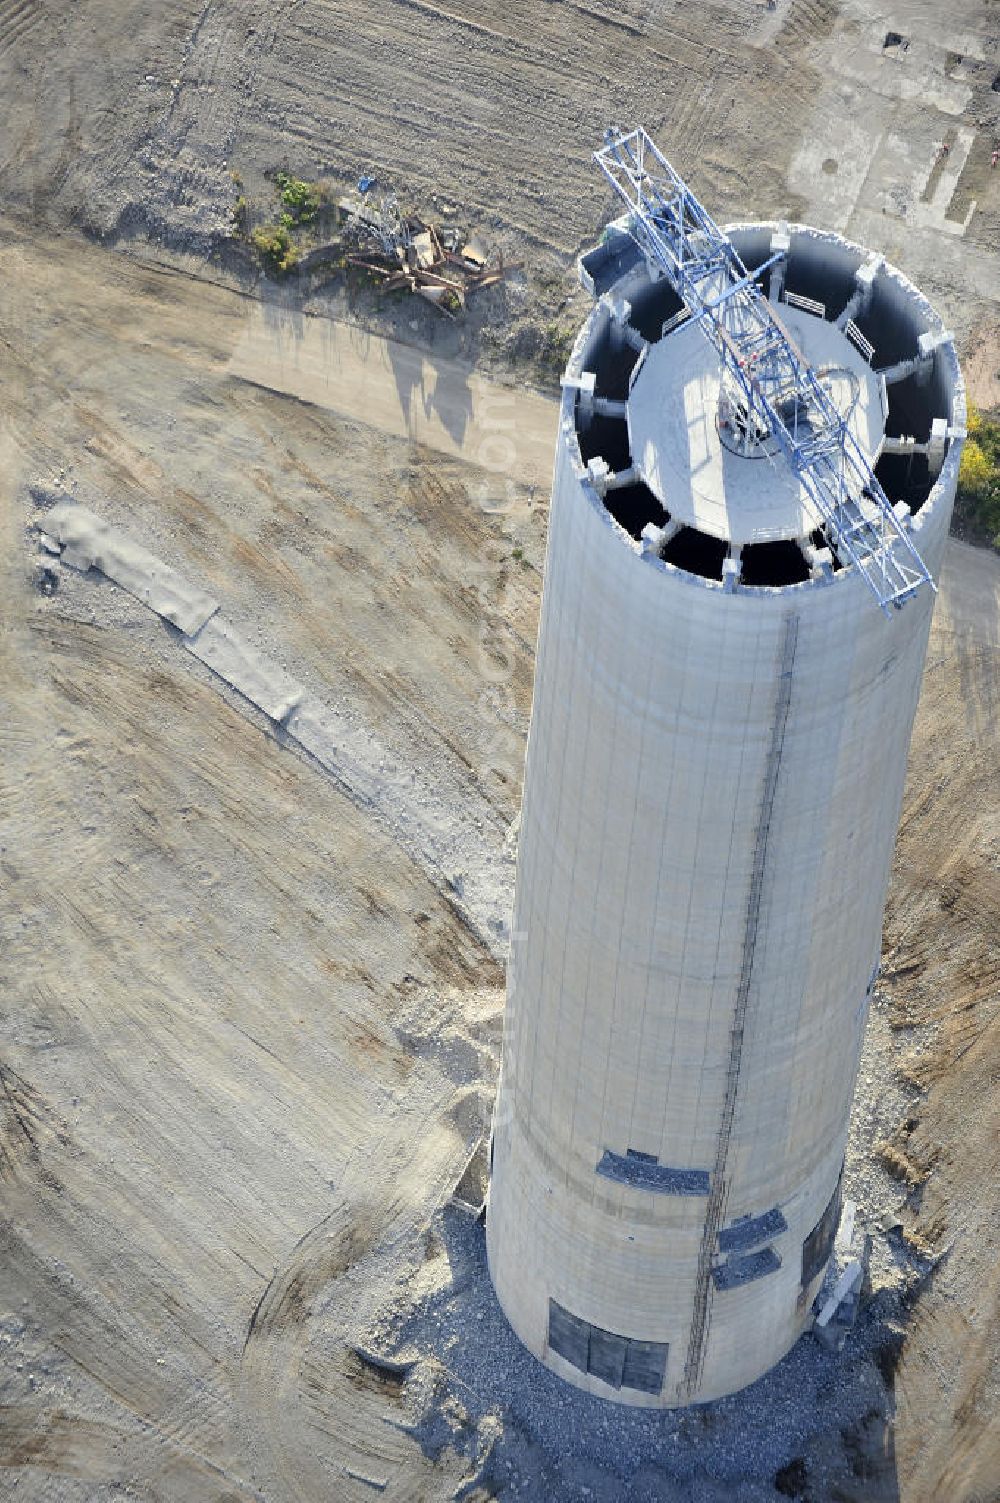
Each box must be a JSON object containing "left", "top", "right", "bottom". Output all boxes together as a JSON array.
[{"left": 594, "top": 127, "right": 935, "bottom": 613}]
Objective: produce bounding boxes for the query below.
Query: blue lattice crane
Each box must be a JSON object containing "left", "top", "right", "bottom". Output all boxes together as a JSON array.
[{"left": 594, "top": 127, "right": 935, "bottom": 613}]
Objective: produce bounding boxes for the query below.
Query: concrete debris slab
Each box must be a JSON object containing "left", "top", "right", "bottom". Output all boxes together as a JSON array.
[
  {"left": 184, "top": 617, "right": 303, "bottom": 724},
  {"left": 62, "top": 540, "right": 99, "bottom": 572},
  {"left": 813, "top": 1242, "right": 872, "bottom": 1353},
  {"left": 412, "top": 230, "right": 436, "bottom": 270},
  {"left": 344, "top": 1469, "right": 388, "bottom": 1492},
  {"left": 40, "top": 490, "right": 513, "bottom": 954},
  {"left": 816, "top": 1260, "right": 864, "bottom": 1330},
  {"left": 47, "top": 502, "right": 219, "bottom": 634},
  {"left": 285, "top": 702, "right": 384, "bottom": 806},
  {"left": 450, "top": 1137, "right": 488, "bottom": 1216},
  {"left": 835, "top": 1198, "right": 858, "bottom": 1252}
]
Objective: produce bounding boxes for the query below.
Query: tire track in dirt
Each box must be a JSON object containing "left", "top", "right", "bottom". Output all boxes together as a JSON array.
[
  {"left": 774, "top": 0, "right": 839, "bottom": 53},
  {"left": 237, "top": 0, "right": 820, "bottom": 258},
  {"left": 0, "top": 0, "right": 42, "bottom": 56},
  {"left": 0, "top": 1063, "right": 69, "bottom": 1187},
  {"left": 238, "top": 1104, "right": 480, "bottom": 1502},
  {"left": 0, "top": 1165, "right": 257, "bottom": 1497},
  {"left": 3, "top": 461, "right": 503, "bottom": 1494},
  {"left": 105, "top": 0, "right": 288, "bottom": 247}
]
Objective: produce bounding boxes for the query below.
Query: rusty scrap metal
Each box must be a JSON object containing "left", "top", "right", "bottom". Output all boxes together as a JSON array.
[{"left": 324, "top": 180, "right": 509, "bottom": 313}]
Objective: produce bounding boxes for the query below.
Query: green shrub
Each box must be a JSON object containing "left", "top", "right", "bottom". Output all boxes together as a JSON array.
[
  {"left": 539, "top": 322, "right": 573, "bottom": 372},
  {"left": 275, "top": 171, "right": 321, "bottom": 224},
  {"left": 956, "top": 403, "right": 1000, "bottom": 545},
  {"left": 251, "top": 222, "right": 299, "bottom": 276},
  {"left": 960, "top": 437, "right": 993, "bottom": 493}
]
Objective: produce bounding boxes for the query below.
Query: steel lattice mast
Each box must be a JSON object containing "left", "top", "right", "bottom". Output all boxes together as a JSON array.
[{"left": 594, "top": 127, "right": 934, "bottom": 613}]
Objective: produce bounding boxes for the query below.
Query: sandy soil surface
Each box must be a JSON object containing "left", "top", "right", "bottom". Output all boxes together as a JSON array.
[
  {"left": 1, "top": 226, "right": 522, "bottom": 1501},
  {"left": 1, "top": 213, "right": 999, "bottom": 1503},
  {"left": 880, "top": 541, "right": 1000, "bottom": 1502},
  {"left": 228, "top": 301, "right": 556, "bottom": 490}
]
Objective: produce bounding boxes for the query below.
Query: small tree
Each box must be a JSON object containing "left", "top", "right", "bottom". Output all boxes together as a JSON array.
[
  {"left": 959, "top": 437, "right": 992, "bottom": 496},
  {"left": 956, "top": 403, "right": 1000, "bottom": 544},
  {"left": 251, "top": 222, "right": 299, "bottom": 276}
]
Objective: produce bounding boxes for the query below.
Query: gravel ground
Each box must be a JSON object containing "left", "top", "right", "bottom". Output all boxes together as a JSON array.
[{"left": 355, "top": 985, "right": 937, "bottom": 1503}]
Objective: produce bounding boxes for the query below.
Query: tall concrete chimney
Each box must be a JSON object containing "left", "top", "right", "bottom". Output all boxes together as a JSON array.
[{"left": 486, "top": 193, "right": 964, "bottom": 1405}]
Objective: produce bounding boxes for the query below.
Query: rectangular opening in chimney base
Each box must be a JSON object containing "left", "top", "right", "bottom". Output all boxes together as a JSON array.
[
  {"left": 548, "top": 1299, "right": 668, "bottom": 1396},
  {"left": 802, "top": 1172, "right": 844, "bottom": 1287},
  {"left": 718, "top": 1205, "right": 788, "bottom": 1254},
  {"left": 712, "top": 1246, "right": 782, "bottom": 1290}
]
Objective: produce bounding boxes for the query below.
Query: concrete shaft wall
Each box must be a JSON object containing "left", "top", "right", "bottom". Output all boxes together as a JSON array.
[{"left": 487, "top": 225, "right": 962, "bottom": 1407}]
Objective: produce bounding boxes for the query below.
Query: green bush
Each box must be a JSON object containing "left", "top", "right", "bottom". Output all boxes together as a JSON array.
[
  {"left": 275, "top": 171, "right": 321, "bottom": 224},
  {"left": 956, "top": 404, "right": 1000, "bottom": 545},
  {"left": 539, "top": 322, "right": 573, "bottom": 373},
  {"left": 251, "top": 222, "right": 299, "bottom": 276}
]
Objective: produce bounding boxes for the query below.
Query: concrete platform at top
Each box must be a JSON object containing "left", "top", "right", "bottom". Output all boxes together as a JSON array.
[{"left": 627, "top": 305, "right": 887, "bottom": 546}]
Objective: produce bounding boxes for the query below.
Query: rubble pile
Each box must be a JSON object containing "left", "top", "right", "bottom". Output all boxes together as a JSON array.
[{"left": 307, "top": 175, "right": 512, "bottom": 315}]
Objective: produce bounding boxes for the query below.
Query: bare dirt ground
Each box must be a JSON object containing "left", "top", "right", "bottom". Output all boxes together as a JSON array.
[
  {"left": 2, "top": 0, "right": 1000, "bottom": 381},
  {"left": 2, "top": 1, "right": 1000, "bottom": 1499},
  {"left": 2, "top": 210, "right": 999, "bottom": 1503},
  {"left": 0, "top": 225, "right": 527, "bottom": 1501},
  {"left": 879, "top": 542, "right": 1000, "bottom": 1502}
]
